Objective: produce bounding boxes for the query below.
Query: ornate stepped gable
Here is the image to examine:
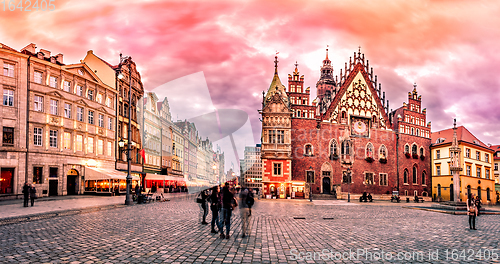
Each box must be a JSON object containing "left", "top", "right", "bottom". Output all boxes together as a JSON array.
[{"left": 319, "top": 49, "right": 391, "bottom": 129}]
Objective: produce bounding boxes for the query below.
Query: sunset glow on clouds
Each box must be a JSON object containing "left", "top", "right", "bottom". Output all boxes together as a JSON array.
[{"left": 2, "top": 0, "right": 500, "bottom": 146}]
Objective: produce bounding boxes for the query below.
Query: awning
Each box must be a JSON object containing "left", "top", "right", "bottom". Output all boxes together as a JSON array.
[
  {"left": 144, "top": 173, "right": 165, "bottom": 181},
  {"left": 85, "top": 167, "right": 140, "bottom": 181}
]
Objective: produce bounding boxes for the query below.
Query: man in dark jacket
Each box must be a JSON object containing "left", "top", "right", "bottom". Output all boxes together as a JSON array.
[
  {"left": 208, "top": 186, "right": 220, "bottom": 233},
  {"left": 22, "top": 182, "right": 30, "bottom": 207},
  {"left": 30, "top": 185, "right": 37, "bottom": 206},
  {"left": 220, "top": 183, "right": 236, "bottom": 239},
  {"left": 239, "top": 188, "right": 254, "bottom": 238}
]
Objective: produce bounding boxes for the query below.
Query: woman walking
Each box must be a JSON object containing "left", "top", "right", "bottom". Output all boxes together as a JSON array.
[
  {"left": 200, "top": 190, "right": 209, "bottom": 225},
  {"left": 467, "top": 195, "right": 477, "bottom": 230},
  {"left": 220, "top": 183, "right": 237, "bottom": 239}
]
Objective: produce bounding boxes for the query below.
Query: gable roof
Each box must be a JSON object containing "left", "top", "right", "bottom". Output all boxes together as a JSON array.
[
  {"left": 431, "top": 126, "right": 489, "bottom": 149},
  {"left": 0, "top": 43, "right": 18, "bottom": 52}
]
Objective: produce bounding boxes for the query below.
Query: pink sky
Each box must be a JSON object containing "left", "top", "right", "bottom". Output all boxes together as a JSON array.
[{"left": 2, "top": 0, "right": 500, "bottom": 146}]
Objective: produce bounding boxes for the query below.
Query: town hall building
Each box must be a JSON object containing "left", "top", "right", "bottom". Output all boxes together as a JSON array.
[{"left": 260, "top": 48, "right": 431, "bottom": 199}]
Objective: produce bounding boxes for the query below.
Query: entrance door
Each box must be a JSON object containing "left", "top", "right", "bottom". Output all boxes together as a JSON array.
[
  {"left": 49, "top": 180, "right": 58, "bottom": 196},
  {"left": 322, "top": 177, "right": 331, "bottom": 194},
  {"left": 450, "top": 184, "right": 454, "bottom": 201},
  {"left": 67, "top": 176, "right": 77, "bottom": 195}
]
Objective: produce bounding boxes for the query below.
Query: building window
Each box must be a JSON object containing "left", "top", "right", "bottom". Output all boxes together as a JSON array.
[
  {"left": 466, "top": 148, "right": 470, "bottom": 158},
  {"left": 329, "top": 140, "right": 338, "bottom": 159},
  {"left": 495, "top": 163, "right": 498, "bottom": 171},
  {"left": 379, "top": 145, "right": 387, "bottom": 159},
  {"left": 98, "top": 114, "right": 104, "bottom": 127},
  {"left": 88, "top": 110, "right": 94, "bottom": 124},
  {"left": 49, "top": 130, "right": 57, "bottom": 148},
  {"left": 486, "top": 169, "right": 490, "bottom": 179},
  {"left": 49, "top": 76, "right": 57, "bottom": 88},
  {"left": 341, "top": 140, "right": 351, "bottom": 155},
  {"left": 33, "top": 167, "right": 43, "bottom": 184},
  {"left": 108, "top": 117, "right": 113, "bottom": 130},
  {"left": 76, "top": 135, "right": 83, "bottom": 151},
  {"left": 63, "top": 81, "right": 71, "bottom": 92},
  {"left": 3, "top": 89, "right": 14, "bottom": 106},
  {"left": 466, "top": 165, "right": 471, "bottom": 176},
  {"left": 63, "top": 132, "right": 71, "bottom": 149},
  {"left": 34, "top": 95, "right": 43, "bottom": 112},
  {"left": 97, "top": 93, "right": 102, "bottom": 104},
  {"left": 87, "top": 90, "right": 94, "bottom": 101},
  {"left": 422, "top": 171, "right": 426, "bottom": 185},
  {"left": 364, "top": 172, "right": 374, "bottom": 185},
  {"left": 436, "top": 165, "right": 440, "bottom": 176},
  {"left": 477, "top": 167, "right": 481, "bottom": 178},
  {"left": 304, "top": 144, "right": 313, "bottom": 156},
  {"left": 412, "top": 166, "right": 418, "bottom": 184},
  {"left": 420, "top": 147, "right": 424, "bottom": 157},
  {"left": 97, "top": 139, "right": 103, "bottom": 155},
  {"left": 379, "top": 173, "right": 388, "bottom": 186},
  {"left": 342, "top": 170, "right": 352, "bottom": 183},
  {"left": 76, "top": 85, "right": 83, "bottom": 96},
  {"left": 77, "top": 107, "right": 83, "bottom": 122},
  {"left": 405, "top": 144, "right": 409, "bottom": 154},
  {"left": 106, "top": 97, "right": 112, "bottom": 108},
  {"left": 485, "top": 153, "right": 489, "bottom": 163},
  {"left": 87, "top": 137, "right": 94, "bottom": 153},
  {"left": 436, "top": 150, "right": 440, "bottom": 159},
  {"left": 2, "top": 127, "right": 14, "bottom": 145},
  {"left": 476, "top": 151, "right": 480, "bottom": 161},
  {"left": 107, "top": 141, "right": 112, "bottom": 156},
  {"left": 0, "top": 168, "right": 14, "bottom": 194},
  {"left": 64, "top": 103, "right": 71, "bottom": 118},
  {"left": 366, "top": 143, "right": 373, "bottom": 158},
  {"left": 273, "top": 163, "right": 282, "bottom": 176},
  {"left": 34, "top": 71, "right": 43, "bottom": 84},
  {"left": 50, "top": 99, "right": 58, "bottom": 115},
  {"left": 412, "top": 144, "right": 417, "bottom": 155},
  {"left": 34, "top": 127, "right": 42, "bottom": 146},
  {"left": 3, "top": 63, "right": 14, "bottom": 77}
]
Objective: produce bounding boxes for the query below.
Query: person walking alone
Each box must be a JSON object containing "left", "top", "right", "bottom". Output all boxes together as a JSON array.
[
  {"left": 220, "top": 183, "right": 236, "bottom": 239},
  {"left": 208, "top": 186, "right": 220, "bottom": 233},
  {"left": 22, "top": 182, "right": 30, "bottom": 207},
  {"left": 467, "top": 194, "right": 477, "bottom": 230},
  {"left": 30, "top": 184, "right": 37, "bottom": 207},
  {"left": 200, "top": 190, "right": 209, "bottom": 225},
  {"left": 239, "top": 188, "right": 254, "bottom": 238}
]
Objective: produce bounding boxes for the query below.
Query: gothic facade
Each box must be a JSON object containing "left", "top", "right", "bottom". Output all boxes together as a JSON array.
[{"left": 261, "top": 49, "right": 431, "bottom": 199}]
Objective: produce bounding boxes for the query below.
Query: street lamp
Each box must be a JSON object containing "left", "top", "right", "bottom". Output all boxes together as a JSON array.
[
  {"left": 116, "top": 54, "right": 134, "bottom": 206},
  {"left": 347, "top": 167, "right": 351, "bottom": 202},
  {"left": 308, "top": 166, "right": 313, "bottom": 202}
]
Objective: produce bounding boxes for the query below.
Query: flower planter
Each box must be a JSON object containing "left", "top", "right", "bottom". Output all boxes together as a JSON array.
[
  {"left": 412, "top": 153, "right": 419, "bottom": 159},
  {"left": 379, "top": 158, "right": 387, "bottom": 164},
  {"left": 365, "top": 157, "right": 374, "bottom": 163},
  {"left": 420, "top": 155, "right": 425, "bottom": 161},
  {"left": 405, "top": 153, "right": 411, "bottom": 158}
]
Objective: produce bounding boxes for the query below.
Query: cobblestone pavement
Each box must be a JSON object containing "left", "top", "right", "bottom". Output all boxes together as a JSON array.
[{"left": 1, "top": 196, "right": 499, "bottom": 264}]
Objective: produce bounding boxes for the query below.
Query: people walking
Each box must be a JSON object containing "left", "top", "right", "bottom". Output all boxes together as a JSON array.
[
  {"left": 467, "top": 195, "right": 477, "bottom": 230},
  {"left": 22, "top": 182, "right": 30, "bottom": 207},
  {"left": 208, "top": 186, "right": 221, "bottom": 233},
  {"left": 474, "top": 195, "right": 482, "bottom": 216},
  {"left": 220, "top": 183, "right": 236, "bottom": 239},
  {"left": 239, "top": 188, "right": 254, "bottom": 238},
  {"left": 200, "top": 190, "right": 208, "bottom": 225},
  {"left": 30, "top": 185, "right": 37, "bottom": 207}
]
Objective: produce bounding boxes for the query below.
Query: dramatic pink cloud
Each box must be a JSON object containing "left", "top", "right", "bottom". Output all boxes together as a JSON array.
[{"left": 2, "top": 0, "right": 500, "bottom": 146}]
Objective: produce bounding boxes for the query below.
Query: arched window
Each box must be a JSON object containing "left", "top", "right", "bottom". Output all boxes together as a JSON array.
[
  {"left": 329, "top": 140, "right": 338, "bottom": 159},
  {"left": 412, "top": 165, "right": 418, "bottom": 184},
  {"left": 379, "top": 145, "right": 387, "bottom": 159},
  {"left": 412, "top": 144, "right": 417, "bottom": 155},
  {"left": 404, "top": 169, "right": 408, "bottom": 184},
  {"left": 404, "top": 144, "right": 410, "bottom": 154},
  {"left": 366, "top": 143, "right": 373, "bottom": 158},
  {"left": 420, "top": 147, "right": 424, "bottom": 157},
  {"left": 304, "top": 144, "right": 313, "bottom": 156},
  {"left": 341, "top": 140, "right": 350, "bottom": 155},
  {"left": 421, "top": 171, "right": 426, "bottom": 185}
]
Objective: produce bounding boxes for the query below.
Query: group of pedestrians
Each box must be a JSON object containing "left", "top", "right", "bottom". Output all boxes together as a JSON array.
[
  {"left": 199, "top": 183, "right": 254, "bottom": 239},
  {"left": 22, "top": 182, "right": 37, "bottom": 207},
  {"left": 467, "top": 194, "right": 482, "bottom": 230}
]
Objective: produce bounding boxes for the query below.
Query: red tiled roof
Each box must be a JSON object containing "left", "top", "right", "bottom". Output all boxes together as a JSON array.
[
  {"left": 489, "top": 145, "right": 500, "bottom": 160},
  {"left": 0, "top": 43, "right": 18, "bottom": 52},
  {"left": 431, "top": 126, "right": 488, "bottom": 148}
]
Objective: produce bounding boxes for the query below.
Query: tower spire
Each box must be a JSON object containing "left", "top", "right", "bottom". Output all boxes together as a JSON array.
[
  {"left": 326, "top": 45, "right": 329, "bottom": 60},
  {"left": 274, "top": 51, "right": 279, "bottom": 74}
]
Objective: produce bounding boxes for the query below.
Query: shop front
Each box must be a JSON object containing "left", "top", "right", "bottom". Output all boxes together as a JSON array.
[
  {"left": 290, "top": 181, "right": 305, "bottom": 199},
  {"left": 263, "top": 182, "right": 291, "bottom": 199},
  {"left": 84, "top": 167, "right": 140, "bottom": 195}
]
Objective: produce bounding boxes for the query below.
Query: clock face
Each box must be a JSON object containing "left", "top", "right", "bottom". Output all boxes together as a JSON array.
[
  {"left": 351, "top": 117, "right": 370, "bottom": 137},
  {"left": 354, "top": 121, "right": 366, "bottom": 134}
]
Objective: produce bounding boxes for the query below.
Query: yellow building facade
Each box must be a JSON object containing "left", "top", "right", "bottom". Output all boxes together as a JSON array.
[{"left": 431, "top": 126, "right": 495, "bottom": 204}]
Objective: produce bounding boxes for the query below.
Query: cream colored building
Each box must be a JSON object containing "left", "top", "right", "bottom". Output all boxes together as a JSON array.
[
  {"left": 1, "top": 43, "right": 121, "bottom": 198},
  {"left": 431, "top": 126, "right": 495, "bottom": 204}
]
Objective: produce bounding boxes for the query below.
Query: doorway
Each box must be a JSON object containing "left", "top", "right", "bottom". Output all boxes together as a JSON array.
[
  {"left": 49, "top": 180, "right": 58, "bottom": 196},
  {"left": 450, "top": 184, "right": 454, "bottom": 201},
  {"left": 322, "top": 177, "right": 331, "bottom": 194},
  {"left": 67, "top": 176, "right": 77, "bottom": 195}
]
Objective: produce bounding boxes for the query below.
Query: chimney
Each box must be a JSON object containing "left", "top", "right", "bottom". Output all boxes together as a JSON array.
[
  {"left": 21, "top": 43, "right": 36, "bottom": 54},
  {"left": 40, "top": 49, "right": 51, "bottom": 58},
  {"left": 55, "top": 53, "right": 63, "bottom": 64}
]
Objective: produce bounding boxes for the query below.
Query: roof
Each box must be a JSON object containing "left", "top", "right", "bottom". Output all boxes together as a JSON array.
[
  {"left": 431, "top": 126, "right": 489, "bottom": 149},
  {"left": 264, "top": 72, "right": 288, "bottom": 105},
  {"left": 489, "top": 145, "right": 500, "bottom": 160},
  {"left": 0, "top": 43, "right": 18, "bottom": 52}
]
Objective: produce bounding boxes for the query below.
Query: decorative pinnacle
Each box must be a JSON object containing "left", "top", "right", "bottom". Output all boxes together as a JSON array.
[
  {"left": 274, "top": 51, "right": 279, "bottom": 74},
  {"left": 358, "top": 46, "right": 361, "bottom": 56},
  {"left": 326, "top": 45, "right": 329, "bottom": 60},
  {"left": 295, "top": 61, "right": 298, "bottom": 69},
  {"left": 413, "top": 82, "right": 417, "bottom": 90},
  {"left": 453, "top": 118, "right": 456, "bottom": 128}
]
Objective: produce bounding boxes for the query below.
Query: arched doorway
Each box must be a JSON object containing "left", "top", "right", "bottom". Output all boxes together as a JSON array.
[
  {"left": 321, "top": 162, "right": 332, "bottom": 194},
  {"left": 67, "top": 169, "right": 79, "bottom": 195},
  {"left": 450, "top": 184, "right": 454, "bottom": 201}
]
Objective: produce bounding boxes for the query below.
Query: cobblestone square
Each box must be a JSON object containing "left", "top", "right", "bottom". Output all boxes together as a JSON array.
[{"left": 1, "top": 196, "right": 499, "bottom": 263}]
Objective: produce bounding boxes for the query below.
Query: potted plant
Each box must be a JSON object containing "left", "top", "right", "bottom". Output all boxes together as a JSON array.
[
  {"left": 405, "top": 152, "right": 411, "bottom": 158},
  {"left": 412, "top": 153, "right": 419, "bottom": 159},
  {"left": 420, "top": 155, "right": 425, "bottom": 161},
  {"left": 365, "top": 156, "right": 374, "bottom": 163}
]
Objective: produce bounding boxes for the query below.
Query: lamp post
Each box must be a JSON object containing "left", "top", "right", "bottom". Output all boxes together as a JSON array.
[
  {"left": 117, "top": 54, "right": 134, "bottom": 206},
  {"left": 347, "top": 167, "right": 351, "bottom": 202},
  {"left": 308, "top": 166, "right": 313, "bottom": 202}
]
